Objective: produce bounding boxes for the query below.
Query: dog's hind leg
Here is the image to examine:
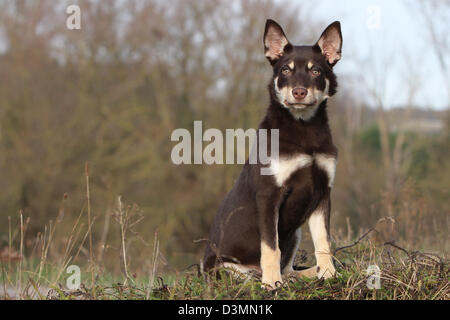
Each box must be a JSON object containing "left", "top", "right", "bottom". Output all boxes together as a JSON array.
[
  {"left": 292, "top": 266, "right": 319, "bottom": 279},
  {"left": 221, "top": 263, "right": 261, "bottom": 281}
]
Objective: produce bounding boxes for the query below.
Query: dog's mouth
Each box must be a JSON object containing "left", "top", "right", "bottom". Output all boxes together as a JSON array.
[{"left": 284, "top": 100, "right": 317, "bottom": 108}]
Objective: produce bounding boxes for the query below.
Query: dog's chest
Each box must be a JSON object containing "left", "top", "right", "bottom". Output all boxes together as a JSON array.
[{"left": 268, "top": 153, "right": 336, "bottom": 188}]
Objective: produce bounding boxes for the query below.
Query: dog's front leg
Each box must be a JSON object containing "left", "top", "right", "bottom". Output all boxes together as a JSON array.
[
  {"left": 308, "top": 197, "right": 335, "bottom": 279},
  {"left": 260, "top": 235, "right": 282, "bottom": 289},
  {"left": 294, "top": 198, "right": 335, "bottom": 280},
  {"left": 256, "top": 189, "right": 286, "bottom": 289}
]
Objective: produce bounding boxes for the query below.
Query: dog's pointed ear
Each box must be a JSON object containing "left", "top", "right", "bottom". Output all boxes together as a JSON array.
[
  {"left": 264, "top": 19, "right": 292, "bottom": 65},
  {"left": 314, "top": 21, "right": 342, "bottom": 66}
]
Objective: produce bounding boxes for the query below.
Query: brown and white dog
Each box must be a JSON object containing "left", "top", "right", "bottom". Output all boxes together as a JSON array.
[{"left": 203, "top": 19, "right": 342, "bottom": 289}]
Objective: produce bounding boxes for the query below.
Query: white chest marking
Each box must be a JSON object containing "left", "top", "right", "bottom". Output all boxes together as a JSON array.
[
  {"left": 315, "top": 154, "right": 337, "bottom": 187},
  {"left": 269, "top": 154, "right": 313, "bottom": 186},
  {"left": 268, "top": 153, "right": 336, "bottom": 187}
]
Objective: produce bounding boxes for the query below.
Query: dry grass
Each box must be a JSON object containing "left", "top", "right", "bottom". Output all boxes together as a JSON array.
[
  {"left": 0, "top": 171, "right": 448, "bottom": 300},
  {"left": 1, "top": 221, "right": 448, "bottom": 300}
]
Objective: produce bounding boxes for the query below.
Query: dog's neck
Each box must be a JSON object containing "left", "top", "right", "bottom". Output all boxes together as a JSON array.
[{"left": 261, "top": 99, "right": 334, "bottom": 155}]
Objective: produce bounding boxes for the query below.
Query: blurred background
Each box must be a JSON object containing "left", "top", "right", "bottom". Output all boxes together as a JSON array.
[{"left": 0, "top": 0, "right": 448, "bottom": 276}]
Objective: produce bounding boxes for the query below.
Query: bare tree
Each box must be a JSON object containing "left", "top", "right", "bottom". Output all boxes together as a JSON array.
[{"left": 418, "top": 0, "right": 450, "bottom": 103}]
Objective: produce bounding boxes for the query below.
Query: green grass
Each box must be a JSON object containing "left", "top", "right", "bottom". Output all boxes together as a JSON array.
[{"left": 2, "top": 242, "right": 448, "bottom": 300}]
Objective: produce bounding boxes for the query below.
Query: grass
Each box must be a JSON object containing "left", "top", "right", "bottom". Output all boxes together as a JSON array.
[
  {"left": 0, "top": 170, "right": 448, "bottom": 300},
  {"left": 1, "top": 240, "right": 448, "bottom": 300}
]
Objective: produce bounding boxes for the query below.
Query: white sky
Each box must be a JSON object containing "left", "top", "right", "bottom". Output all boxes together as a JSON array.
[{"left": 300, "top": 0, "right": 449, "bottom": 110}]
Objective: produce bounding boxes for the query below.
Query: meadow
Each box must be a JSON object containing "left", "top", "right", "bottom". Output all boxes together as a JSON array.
[{"left": 1, "top": 186, "right": 448, "bottom": 300}]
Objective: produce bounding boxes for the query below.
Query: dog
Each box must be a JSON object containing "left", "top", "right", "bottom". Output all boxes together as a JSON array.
[{"left": 203, "top": 19, "right": 342, "bottom": 289}]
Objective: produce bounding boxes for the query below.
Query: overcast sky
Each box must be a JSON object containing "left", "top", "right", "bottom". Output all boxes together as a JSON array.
[{"left": 299, "top": 0, "right": 449, "bottom": 110}]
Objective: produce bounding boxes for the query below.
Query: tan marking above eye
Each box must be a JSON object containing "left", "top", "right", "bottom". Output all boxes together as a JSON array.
[
  {"left": 307, "top": 61, "right": 314, "bottom": 69},
  {"left": 288, "top": 61, "right": 295, "bottom": 69}
]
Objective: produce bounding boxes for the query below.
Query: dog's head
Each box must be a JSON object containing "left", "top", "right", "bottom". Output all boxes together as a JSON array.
[{"left": 264, "top": 19, "right": 342, "bottom": 121}]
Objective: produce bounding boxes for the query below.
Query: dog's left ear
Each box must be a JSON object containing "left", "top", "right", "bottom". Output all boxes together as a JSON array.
[
  {"left": 314, "top": 21, "right": 342, "bottom": 66},
  {"left": 264, "top": 19, "right": 292, "bottom": 65}
]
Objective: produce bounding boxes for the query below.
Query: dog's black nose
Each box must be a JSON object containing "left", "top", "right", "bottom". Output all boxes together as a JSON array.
[{"left": 292, "top": 87, "right": 308, "bottom": 100}]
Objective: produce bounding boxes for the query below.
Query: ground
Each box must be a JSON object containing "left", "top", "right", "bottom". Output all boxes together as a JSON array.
[{"left": 1, "top": 242, "right": 448, "bottom": 300}]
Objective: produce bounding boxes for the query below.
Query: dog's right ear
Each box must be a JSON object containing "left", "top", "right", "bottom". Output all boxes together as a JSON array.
[
  {"left": 264, "top": 19, "right": 292, "bottom": 65},
  {"left": 314, "top": 21, "right": 342, "bottom": 66}
]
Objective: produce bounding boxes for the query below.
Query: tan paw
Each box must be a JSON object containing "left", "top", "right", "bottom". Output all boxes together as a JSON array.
[
  {"left": 292, "top": 266, "right": 318, "bottom": 279},
  {"left": 261, "top": 274, "right": 283, "bottom": 290},
  {"left": 291, "top": 264, "right": 336, "bottom": 280},
  {"left": 317, "top": 263, "right": 336, "bottom": 279}
]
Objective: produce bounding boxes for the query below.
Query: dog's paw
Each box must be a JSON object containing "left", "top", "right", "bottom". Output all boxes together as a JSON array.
[
  {"left": 261, "top": 274, "right": 283, "bottom": 290},
  {"left": 317, "top": 264, "right": 336, "bottom": 279},
  {"left": 261, "top": 279, "right": 283, "bottom": 291},
  {"left": 291, "top": 266, "right": 317, "bottom": 279}
]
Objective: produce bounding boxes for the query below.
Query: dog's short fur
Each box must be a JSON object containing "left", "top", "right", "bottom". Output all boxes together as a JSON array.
[{"left": 203, "top": 20, "right": 343, "bottom": 288}]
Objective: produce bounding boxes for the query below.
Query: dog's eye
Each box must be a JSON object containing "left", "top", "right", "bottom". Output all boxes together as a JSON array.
[
  {"left": 311, "top": 69, "right": 321, "bottom": 76},
  {"left": 281, "top": 66, "right": 292, "bottom": 75}
]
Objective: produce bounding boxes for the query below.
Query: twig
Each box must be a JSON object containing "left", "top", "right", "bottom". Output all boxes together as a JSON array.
[
  {"left": 85, "top": 162, "right": 95, "bottom": 296},
  {"left": 8, "top": 216, "right": 11, "bottom": 272},
  {"left": 16, "top": 211, "right": 24, "bottom": 298},
  {"left": 383, "top": 241, "right": 410, "bottom": 257},
  {"left": 334, "top": 227, "right": 378, "bottom": 254},
  {"left": 146, "top": 232, "right": 160, "bottom": 299},
  {"left": 118, "top": 196, "right": 131, "bottom": 285}
]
